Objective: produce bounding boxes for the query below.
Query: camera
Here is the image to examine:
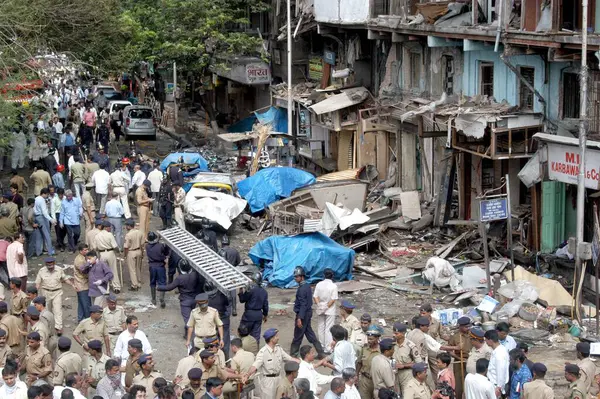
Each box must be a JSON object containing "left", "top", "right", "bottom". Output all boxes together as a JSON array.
[{"left": 437, "top": 381, "right": 455, "bottom": 399}]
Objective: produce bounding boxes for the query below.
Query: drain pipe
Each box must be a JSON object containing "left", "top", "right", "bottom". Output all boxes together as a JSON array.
[
  {"left": 494, "top": 0, "right": 504, "bottom": 52},
  {"left": 499, "top": 54, "right": 547, "bottom": 119}
]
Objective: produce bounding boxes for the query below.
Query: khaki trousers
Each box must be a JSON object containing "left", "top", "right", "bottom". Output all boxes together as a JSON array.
[
  {"left": 127, "top": 249, "right": 143, "bottom": 288},
  {"left": 137, "top": 205, "right": 151, "bottom": 238},
  {"left": 358, "top": 375, "right": 374, "bottom": 399},
  {"left": 42, "top": 289, "right": 63, "bottom": 330},
  {"left": 84, "top": 210, "right": 96, "bottom": 233},
  {"left": 100, "top": 250, "right": 120, "bottom": 290}
]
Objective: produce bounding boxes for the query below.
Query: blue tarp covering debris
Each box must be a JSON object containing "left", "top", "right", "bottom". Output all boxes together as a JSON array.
[
  {"left": 227, "top": 106, "right": 288, "bottom": 133},
  {"left": 237, "top": 167, "right": 315, "bottom": 213},
  {"left": 249, "top": 233, "right": 354, "bottom": 288},
  {"left": 159, "top": 152, "right": 209, "bottom": 177}
]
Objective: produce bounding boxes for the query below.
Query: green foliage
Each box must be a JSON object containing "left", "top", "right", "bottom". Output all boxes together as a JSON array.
[{"left": 120, "top": 0, "right": 269, "bottom": 73}]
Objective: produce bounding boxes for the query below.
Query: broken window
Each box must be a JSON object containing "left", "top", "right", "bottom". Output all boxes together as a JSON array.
[
  {"left": 563, "top": 72, "right": 580, "bottom": 119},
  {"left": 373, "top": 0, "right": 390, "bottom": 17},
  {"left": 519, "top": 66, "right": 535, "bottom": 111},
  {"left": 479, "top": 62, "right": 494, "bottom": 98},
  {"left": 442, "top": 55, "right": 454, "bottom": 96},
  {"left": 410, "top": 52, "right": 422, "bottom": 89}
]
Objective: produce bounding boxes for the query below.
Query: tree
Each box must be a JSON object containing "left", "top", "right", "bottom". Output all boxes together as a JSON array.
[{"left": 120, "top": 0, "right": 269, "bottom": 134}]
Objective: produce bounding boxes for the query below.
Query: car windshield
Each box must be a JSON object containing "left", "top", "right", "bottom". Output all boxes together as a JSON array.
[{"left": 129, "top": 109, "right": 153, "bottom": 119}]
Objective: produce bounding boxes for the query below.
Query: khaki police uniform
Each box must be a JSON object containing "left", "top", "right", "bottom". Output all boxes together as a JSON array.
[
  {"left": 125, "top": 352, "right": 143, "bottom": 388},
  {"left": 86, "top": 354, "right": 110, "bottom": 396},
  {"left": 35, "top": 266, "right": 70, "bottom": 330},
  {"left": 371, "top": 353, "right": 395, "bottom": 398},
  {"left": 275, "top": 377, "right": 297, "bottom": 399},
  {"left": 124, "top": 228, "right": 144, "bottom": 289},
  {"left": 184, "top": 386, "right": 202, "bottom": 399},
  {"left": 404, "top": 377, "right": 432, "bottom": 399},
  {"left": 340, "top": 314, "right": 360, "bottom": 337},
  {"left": 21, "top": 345, "right": 52, "bottom": 383},
  {"left": 466, "top": 343, "right": 493, "bottom": 375},
  {"left": 427, "top": 318, "right": 442, "bottom": 380},
  {"left": 82, "top": 191, "right": 96, "bottom": 233},
  {"left": 0, "top": 345, "right": 12, "bottom": 367},
  {"left": 0, "top": 313, "right": 24, "bottom": 355},
  {"left": 53, "top": 351, "right": 83, "bottom": 385},
  {"left": 448, "top": 331, "right": 472, "bottom": 398},
  {"left": 406, "top": 329, "right": 427, "bottom": 363},
  {"left": 197, "top": 362, "right": 227, "bottom": 397},
  {"left": 522, "top": 379, "right": 554, "bottom": 399},
  {"left": 175, "top": 355, "right": 201, "bottom": 388},
  {"left": 224, "top": 348, "right": 255, "bottom": 398},
  {"left": 31, "top": 321, "right": 50, "bottom": 348},
  {"left": 86, "top": 227, "right": 100, "bottom": 249},
  {"left": 578, "top": 357, "right": 597, "bottom": 394},
  {"left": 73, "top": 317, "right": 108, "bottom": 362},
  {"left": 187, "top": 306, "right": 223, "bottom": 349},
  {"left": 242, "top": 335, "right": 259, "bottom": 355},
  {"left": 132, "top": 370, "right": 164, "bottom": 394},
  {"left": 252, "top": 344, "right": 294, "bottom": 399},
  {"left": 394, "top": 338, "right": 421, "bottom": 394},
  {"left": 94, "top": 230, "right": 120, "bottom": 291},
  {"left": 567, "top": 378, "right": 588, "bottom": 399},
  {"left": 40, "top": 309, "right": 57, "bottom": 354},
  {"left": 11, "top": 290, "right": 28, "bottom": 316},
  {"left": 135, "top": 186, "right": 151, "bottom": 238},
  {"left": 103, "top": 305, "right": 126, "bottom": 349},
  {"left": 358, "top": 346, "right": 380, "bottom": 399}
]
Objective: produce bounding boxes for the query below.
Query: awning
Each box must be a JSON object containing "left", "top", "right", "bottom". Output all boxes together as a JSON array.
[
  {"left": 210, "top": 56, "right": 271, "bottom": 85},
  {"left": 533, "top": 132, "right": 600, "bottom": 150},
  {"left": 309, "top": 87, "right": 369, "bottom": 115}
]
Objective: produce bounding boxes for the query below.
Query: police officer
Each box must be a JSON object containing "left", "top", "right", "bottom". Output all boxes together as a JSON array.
[
  {"left": 167, "top": 250, "right": 182, "bottom": 285},
  {"left": 339, "top": 301, "right": 360, "bottom": 338},
  {"left": 196, "top": 226, "right": 218, "bottom": 252},
  {"left": 146, "top": 231, "right": 170, "bottom": 307},
  {"left": 219, "top": 235, "right": 241, "bottom": 266},
  {"left": 406, "top": 317, "right": 429, "bottom": 363},
  {"left": 157, "top": 259, "right": 204, "bottom": 338},
  {"left": 244, "top": 328, "right": 298, "bottom": 399},
  {"left": 238, "top": 272, "right": 269, "bottom": 344},
  {"left": 566, "top": 364, "right": 587, "bottom": 399},
  {"left": 206, "top": 282, "right": 232, "bottom": 359},
  {"left": 123, "top": 219, "right": 144, "bottom": 291},
  {"left": 34, "top": 257, "right": 74, "bottom": 334},
  {"left": 53, "top": 336, "right": 83, "bottom": 386},
  {"left": 21, "top": 331, "right": 52, "bottom": 385},
  {"left": 186, "top": 293, "right": 224, "bottom": 350},
  {"left": 357, "top": 325, "right": 383, "bottom": 399},
  {"left": 393, "top": 322, "right": 420, "bottom": 396},
  {"left": 404, "top": 363, "right": 432, "bottom": 399},
  {"left": 448, "top": 316, "right": 473, "bottom": 397},
  {"left": 290, "top": 266, "right": 325, "bottom": 358},
  {"left": 522, "top": 363, "right": 554, "bottom": 399},
  {"left": 371, "top": 338, "right": 396, "bottom": 398}
]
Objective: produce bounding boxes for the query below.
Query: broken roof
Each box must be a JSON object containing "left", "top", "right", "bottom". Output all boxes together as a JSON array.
[{"left": 309, "top": 87, "right": 370, "bottom": 115}]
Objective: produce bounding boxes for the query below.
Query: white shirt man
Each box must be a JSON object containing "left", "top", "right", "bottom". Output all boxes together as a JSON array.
[
  {"left": 148, "top": 167, "right": 163, "bottom": 194},
  {"left": 113, "top": 329, "right": 152, "bottom": 366},
  {"left": 341, "top": 382, "right": 360, "bottom": 399},
  {"left": 330, "top": 339, "right": 356, "bottom": 376},
  {"left": 313, "top": 272, "right": 338, "bottom": 351},
  {"left": 0, "top": 376, "right": 27, "bottom": 398},
  {"left": 92, "top": 169, "right": 110, "bottom": 195},
  {"left": 464, "top": 370, "right": 496, "bottom": 399},
  {"left": 131, "top": 168, "right": 146, "bottom": 190},
  {"left": 298, "top": 359, "right": 334, "bottom": 397},
  {"left": 487, "top": 339, "right": 509, "bottom": 394}
]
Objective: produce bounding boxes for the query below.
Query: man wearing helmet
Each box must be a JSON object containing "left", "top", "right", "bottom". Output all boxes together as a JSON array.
[
  {"left": 52, "top": 164, "right": 66, "bottom": 189},
  {"left": 145, "top": 231, "right": 170, "bottom": 308},
  {"left": 218, "top": 235, "right": 241, "bottom": 266},
  {"left": 238, "top": 272, "right": 269, "bottom": 345},
  {"left": 291, "top": 266, "right": 325, "bottom": 358},
  {"left": 157, "top": 258, "right": 204, "bottom": 338}
]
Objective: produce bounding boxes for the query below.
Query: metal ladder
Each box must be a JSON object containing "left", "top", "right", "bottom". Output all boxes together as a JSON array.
[{"left": 158, "top": 226, "right": 252, "bottom": 294}]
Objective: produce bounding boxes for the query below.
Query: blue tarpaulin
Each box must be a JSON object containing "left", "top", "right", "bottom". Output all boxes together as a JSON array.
[
  {"left": 249, "top": 233, "right": 354, "bottom": 288},
  {"left": 160, "top": 152, "right": 209, "bottom": 177},
  {"left": 227, "top": 106, "right": 288, "bottom": 133},
  {"left": 237, "top": 167, "right": 315, "bottom": 213}
]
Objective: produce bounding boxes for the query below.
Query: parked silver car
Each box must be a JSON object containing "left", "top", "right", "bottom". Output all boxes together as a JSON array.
[{"left": 123, "top": 106, "right": 157, "bottom": 139}]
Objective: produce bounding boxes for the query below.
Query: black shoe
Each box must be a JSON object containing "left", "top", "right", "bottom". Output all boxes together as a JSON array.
[
  {"left": 113, "top": 289, "right": 121, "bottom": 294},
  {"left": 232, "top": 310, "right": 238, "bottom": 316},
  {"left": 160, "top": 301, "right": 166, "bottom": 308}
]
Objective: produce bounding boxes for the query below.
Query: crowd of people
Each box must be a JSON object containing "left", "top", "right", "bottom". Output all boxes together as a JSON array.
[{"left": 0, "top": 81, "right": 594, "bottom": 399}]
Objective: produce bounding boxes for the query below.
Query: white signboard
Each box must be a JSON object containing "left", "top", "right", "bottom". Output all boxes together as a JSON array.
[
  {"left": 547, "top": 142, "right": 600, "bottom": 190},
  {"left": 246, "top": 64, "right": 270, "bottom": 84}
]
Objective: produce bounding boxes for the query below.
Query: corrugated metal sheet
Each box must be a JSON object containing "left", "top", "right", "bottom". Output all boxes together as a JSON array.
[
  {"left": 310, "top": 87, "right": 369, "bottom": 115},
  {"left": 316, "top": 168, "right": 361, "bottom": 182}
]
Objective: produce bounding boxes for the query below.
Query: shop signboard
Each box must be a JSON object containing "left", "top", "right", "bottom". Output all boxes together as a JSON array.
[
  {"left": 479, "top": 198, "right": 508, "bottom": 222},
  {"left": 547, "top": 142, "right": 600, "bottom": 190}
]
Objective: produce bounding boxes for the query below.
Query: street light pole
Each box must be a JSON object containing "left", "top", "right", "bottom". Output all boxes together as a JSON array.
[
  {"left": 287, "top": 0, "right": 293, "bottom": 137},
  {"left": 575, "top": 0, "right": 589, "bottom": 305}
]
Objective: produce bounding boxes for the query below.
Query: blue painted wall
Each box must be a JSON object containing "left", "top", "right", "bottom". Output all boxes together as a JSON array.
[{"left": 462, "top": 50, "right": 571, "bottom": 121}]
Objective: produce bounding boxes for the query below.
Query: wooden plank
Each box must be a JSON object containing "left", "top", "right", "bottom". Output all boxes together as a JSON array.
[
  {"left": 434, "top": 149, "right": 455, "bottom": 227},
  {"left": 421, "top": 130, "right": 448, "bottom": 138},
  {"left": 435, "top": 231, "right": 469, "bottom": 259}
]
